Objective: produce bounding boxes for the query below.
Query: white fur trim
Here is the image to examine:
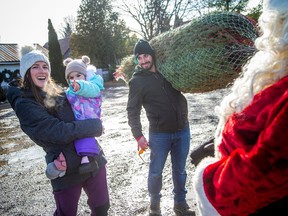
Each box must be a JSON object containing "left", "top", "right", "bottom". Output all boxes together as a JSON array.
[{"left": 193, "top": 157, "right": 220, "bottom": 216}]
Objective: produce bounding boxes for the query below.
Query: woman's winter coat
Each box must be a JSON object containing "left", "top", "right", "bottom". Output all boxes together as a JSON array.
[{"left": 6, "top": 86, "right": 106, "bottom": 191}]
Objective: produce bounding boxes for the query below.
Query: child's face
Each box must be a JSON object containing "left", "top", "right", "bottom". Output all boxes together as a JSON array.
[{"left": 68, "top": 72, "right": 86, "bottom": 81}]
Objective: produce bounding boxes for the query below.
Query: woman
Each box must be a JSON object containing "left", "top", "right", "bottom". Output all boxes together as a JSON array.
[
  {"left": 193, "top": 0, "right": 288, "bottom": 215},
  {"left": 6, "top": 50, "right": 109, "bottom": 215}
]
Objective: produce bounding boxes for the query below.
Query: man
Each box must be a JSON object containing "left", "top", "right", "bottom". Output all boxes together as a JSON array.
[{"left": 126, "top": 39, "right": 195, "bottom": 216}]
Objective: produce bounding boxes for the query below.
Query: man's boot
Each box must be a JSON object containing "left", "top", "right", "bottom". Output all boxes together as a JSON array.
[
  {"left": 174, "top": 202, "right": 195, "bottom": 216},
  {"left": 149, "top": 201, "right": 161, "bottom": 216}
]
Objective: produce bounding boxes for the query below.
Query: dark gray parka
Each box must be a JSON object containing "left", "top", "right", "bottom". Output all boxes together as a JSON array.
[
  {"left": 6, "top": 86, "right": 106, "bottom": 191},
  {"left": 127, "top": 66, "right": 189, "bottom": 139}
]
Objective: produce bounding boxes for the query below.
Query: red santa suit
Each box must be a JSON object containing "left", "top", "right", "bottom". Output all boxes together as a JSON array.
[{"left": 193, "top": 75, "right": 288, "bottom": 216}]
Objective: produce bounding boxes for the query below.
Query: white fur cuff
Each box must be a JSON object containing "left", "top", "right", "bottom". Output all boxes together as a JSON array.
[{"left": 193, "top": 157, "right": 220, "bottom": 216}]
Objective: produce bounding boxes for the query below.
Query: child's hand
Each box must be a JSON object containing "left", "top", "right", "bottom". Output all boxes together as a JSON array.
[
  {"left": 71, "top": 80, "right": 80, "bottom": 92},
  {"left": 54, "top": 152, "right": 67, "bottom": 171},
  {"left": 113, "top": 66, "right": 127, "bottom": 82}
]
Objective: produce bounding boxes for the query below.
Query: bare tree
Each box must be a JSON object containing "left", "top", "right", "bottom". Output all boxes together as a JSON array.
[
  {"left": 59, "top": 16, "right": 76, "bottom": 39},
  {"left": 116, "top": 0, "right": 197, "bottom": 40},
  {"left": 115, "top": 0, "right": 257, "bottom": 40}
]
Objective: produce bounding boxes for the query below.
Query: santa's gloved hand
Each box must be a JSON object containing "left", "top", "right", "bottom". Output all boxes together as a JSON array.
[{"left": 190, "top": 138, "right": 214, "bottom": 166}]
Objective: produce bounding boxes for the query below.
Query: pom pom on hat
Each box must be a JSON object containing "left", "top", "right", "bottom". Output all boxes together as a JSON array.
[
  {"left": 64, "top": 55, "right": 90, "bottom": 83},
  {"left": 20, "top": 50, "right": 50, "bottom": 78},
  {"left": 134, "top": 39, "right": 155, "bottom": 59}
]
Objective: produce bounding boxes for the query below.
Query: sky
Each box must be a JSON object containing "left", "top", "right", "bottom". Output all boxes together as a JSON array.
[
  {"left": 0, "top": 0, "right": 261, "bottom": 48},
  {"left": 0, "top": 0, "right": 82, "bottom": 47}
]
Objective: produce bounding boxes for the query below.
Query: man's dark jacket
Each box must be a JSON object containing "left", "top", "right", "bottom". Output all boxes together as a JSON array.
[{"left": 127, "top": 66, "right": 189, "bottom": 139}]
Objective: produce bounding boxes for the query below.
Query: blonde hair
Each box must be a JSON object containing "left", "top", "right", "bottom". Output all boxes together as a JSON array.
[{"left": 214, "top": 4, "right": 288, "bottom": 151}]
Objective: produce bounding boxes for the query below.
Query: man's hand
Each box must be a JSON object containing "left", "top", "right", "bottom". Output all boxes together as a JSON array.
[{"left": 137, "top": 136, "right": 149, "bottom": 151}]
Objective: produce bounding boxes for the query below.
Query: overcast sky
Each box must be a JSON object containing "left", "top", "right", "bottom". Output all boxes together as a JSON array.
[
  {"left": 0, "top": 0, "right": 261, "bottom": 48},
  {"left": 0, "top": 0, "right": 81, "bottom": 47}
]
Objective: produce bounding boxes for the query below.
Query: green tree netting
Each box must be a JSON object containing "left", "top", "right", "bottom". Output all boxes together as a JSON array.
[{"left": 117, "top": 12, "right": 259, "bottom": 93}]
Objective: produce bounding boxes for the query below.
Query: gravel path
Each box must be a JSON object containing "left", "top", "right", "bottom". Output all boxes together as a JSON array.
[{"left": 0, "top": 81, "right": 228, "bottom": 216}]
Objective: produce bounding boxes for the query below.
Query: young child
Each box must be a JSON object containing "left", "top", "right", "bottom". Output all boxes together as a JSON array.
[{"left": 46, "top": 55, "right": 104, "bottom": 179}]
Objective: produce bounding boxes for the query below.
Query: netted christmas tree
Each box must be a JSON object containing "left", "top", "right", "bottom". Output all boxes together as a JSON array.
[{"left": 116, "top": 12, "right": 259, "bottom": 93}]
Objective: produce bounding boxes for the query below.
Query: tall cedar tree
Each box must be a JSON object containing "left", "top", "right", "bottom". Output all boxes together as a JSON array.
[{"left": 48, "top": 19, "right": 67, "bottom": 86}]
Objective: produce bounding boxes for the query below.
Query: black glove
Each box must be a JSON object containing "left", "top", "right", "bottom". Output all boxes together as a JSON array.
[{"left": 190, "top": 138, "right": 215, "bottom": 166}]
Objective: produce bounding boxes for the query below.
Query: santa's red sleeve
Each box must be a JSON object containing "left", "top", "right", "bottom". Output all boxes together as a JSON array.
[{"left": 193, "top": 92, "right": 288, "bottom": 216}]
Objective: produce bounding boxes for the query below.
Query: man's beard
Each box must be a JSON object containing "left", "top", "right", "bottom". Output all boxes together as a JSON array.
[{"left": 141, "top": 61, "right": 154, "bottom": 71}]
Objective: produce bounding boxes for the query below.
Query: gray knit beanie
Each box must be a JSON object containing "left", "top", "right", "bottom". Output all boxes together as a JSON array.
[
  {"left": 63, "top": 55, "right": 90, "bottom": 83},
  {"left": 20, "top": 50, "right": 50, "bottom": 78}
]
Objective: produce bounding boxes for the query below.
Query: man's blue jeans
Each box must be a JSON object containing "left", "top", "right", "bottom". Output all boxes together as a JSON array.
[{"left": 148, "top": 126, "right": 190, "bottom": 205}]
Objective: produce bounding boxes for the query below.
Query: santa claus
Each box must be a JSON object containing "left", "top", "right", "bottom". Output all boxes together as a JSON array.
[{"left": 192, "top": 0, "right": 288, "bottom": 215}]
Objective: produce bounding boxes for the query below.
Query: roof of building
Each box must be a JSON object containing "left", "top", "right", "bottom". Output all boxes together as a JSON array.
[
  {"left": 43, "top": 37, "right": 70, "bottom": 59},
  {"left": 0, "top": 44, "right": 19, "bottom": 62},
  {"left": 0, "top": 43, "right": 49, "bottom": 64}
]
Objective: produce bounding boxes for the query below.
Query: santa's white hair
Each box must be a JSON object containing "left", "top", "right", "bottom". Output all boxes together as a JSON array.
[{"left": 214, "top": 0, "right": 288, "bottom": 156}]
